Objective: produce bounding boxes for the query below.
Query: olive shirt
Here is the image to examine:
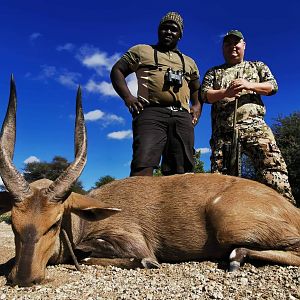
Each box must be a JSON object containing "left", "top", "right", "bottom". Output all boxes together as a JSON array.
[
  {"left": 201, "top": 60, "right": 278, "bottom": 134},
  {"left": 121, "top": 44, "right": 200, "bottom": 112}
]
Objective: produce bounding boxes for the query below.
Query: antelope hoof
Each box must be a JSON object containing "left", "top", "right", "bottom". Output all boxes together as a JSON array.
[
  {"left": 229, "top": 248, "right": 247, "bottom": 271},
  {"left": 81, "top": 257, "right": 94, "bottom": 265},
  {"left": 141, "top": 257, "right": 160, "bottom": 269},
  {"left": 229, "top": 261, "right": 240, "bottom": 272}
]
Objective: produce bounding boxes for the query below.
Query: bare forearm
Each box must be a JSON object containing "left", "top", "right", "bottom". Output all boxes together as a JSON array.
[
  {"left": 246, "top": 82, "right": 273, "bottom": 95},
  {"left": 110, "top": 66, "right": 133, "bottom": 101},
  {"left": 190, "top": 89, "right": 201, "bottom": 112},
  {"left": 189, "top": 80, "right": 202, "bottom": 124},
  {"left": 206, "top": 89, "right": 228, "bottom": 103},
  {"left": 110, "top": 60, "right": 146, "bottom": 113},
  {"left": 206, "top": 81, "right": 274, "bottom": 104},
  {"left": 189, "top": 79, "right": 201, "bottom": 106}
]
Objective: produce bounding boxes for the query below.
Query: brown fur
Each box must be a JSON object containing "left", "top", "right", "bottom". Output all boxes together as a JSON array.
[{"left": 2, "top": 165, "right": 300, "bottom": 287}]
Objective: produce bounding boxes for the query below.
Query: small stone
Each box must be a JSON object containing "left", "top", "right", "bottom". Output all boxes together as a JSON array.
[{"left": 240, "top": 277, "right": 248, "bottom": 285}]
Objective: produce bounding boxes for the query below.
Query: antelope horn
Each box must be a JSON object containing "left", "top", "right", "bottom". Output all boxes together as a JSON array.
[
  {"left": 45, "top": 86, "right": 87, "bottom": 202},
  {"left": 0, "top": 75, "right": 33, "bottom": 201}
]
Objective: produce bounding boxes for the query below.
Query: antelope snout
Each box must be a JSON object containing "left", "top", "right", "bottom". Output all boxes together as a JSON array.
[{"left": 7, "top": 267, "right": 45, "bottom": 287}]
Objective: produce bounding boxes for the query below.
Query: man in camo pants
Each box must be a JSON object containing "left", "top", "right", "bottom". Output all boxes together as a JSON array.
[{"left": 201, "top": 30, "right": 295, "bottom": 203}]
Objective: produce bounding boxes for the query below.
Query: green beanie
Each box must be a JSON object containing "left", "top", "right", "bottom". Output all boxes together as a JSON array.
[{"left": 159, "top": 12, "right": 184, "bottom": 36}]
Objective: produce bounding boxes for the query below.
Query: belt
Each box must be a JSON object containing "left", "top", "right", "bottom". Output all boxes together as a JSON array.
[
  {"left": 165, "top": 105, "right": 186, "bottom": 112},
  {"left": 146, "top": 104, "right": 187, "bottom": 112}
]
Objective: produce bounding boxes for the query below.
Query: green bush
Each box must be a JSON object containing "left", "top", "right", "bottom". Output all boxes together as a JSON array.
[{"left": 0, "top": 212, "right": 12, "bottom": 224}]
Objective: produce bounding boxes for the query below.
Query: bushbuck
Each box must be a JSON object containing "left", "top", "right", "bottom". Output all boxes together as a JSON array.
[{"left": 0, "top": 77, "right": 300, "bottom": 287}]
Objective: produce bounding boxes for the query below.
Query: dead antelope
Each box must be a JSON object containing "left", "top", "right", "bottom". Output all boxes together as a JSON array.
[{"left": 0, "top": 77, "right": 300, "bottom": 287}]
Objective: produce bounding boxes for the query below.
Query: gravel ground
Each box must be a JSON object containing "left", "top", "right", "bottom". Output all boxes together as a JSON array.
[{"left": 0, "top": 222, "right": 299, "bottom": 300}]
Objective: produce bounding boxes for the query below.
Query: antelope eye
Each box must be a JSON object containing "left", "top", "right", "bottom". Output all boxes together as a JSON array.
[{"left": 45, "top": 219, "right": 61, "bottom": 235}]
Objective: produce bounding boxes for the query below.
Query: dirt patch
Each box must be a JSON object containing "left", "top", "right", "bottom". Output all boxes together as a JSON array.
[{"left": 0, "top": 223, "right": 14, "bottom": 262}]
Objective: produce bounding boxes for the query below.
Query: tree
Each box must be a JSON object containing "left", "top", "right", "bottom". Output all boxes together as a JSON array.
[
  {"left": 91, "top": 175, "right": 116, "bottom": 189},
  {"left": 272, "top": 112, "right": 300, "bottom": 203},
  {"left": 23, "top": 156, "right": 86, "bottom": 194},
  {"left": 23, "top": 156, "right": 69, "bottom": 182},
  {"left": 71, "top": 181, "right": 86, "bottom": 194},
  {"left": 153, "top": 168, "right": 162, "bottom": 177},
  {"left": 194, "top": 149, "right": 205, "bottom": 173}
]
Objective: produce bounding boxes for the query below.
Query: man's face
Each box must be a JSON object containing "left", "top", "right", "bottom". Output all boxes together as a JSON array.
[
  {"left": 222, "top": 35, "right": 246, "bottom": 65},
  {"left": 158, "top": 21, "right": 181, "bottom": 49}
]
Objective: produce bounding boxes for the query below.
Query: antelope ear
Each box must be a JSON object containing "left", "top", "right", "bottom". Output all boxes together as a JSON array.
[
  {"left": 0, "top": 191, "right": 14, "bottom": 215},
  {"left": 64, "top": 192, "right": 121, "bottom": 221}
]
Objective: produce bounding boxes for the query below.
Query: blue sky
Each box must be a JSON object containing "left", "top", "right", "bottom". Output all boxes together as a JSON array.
[{"left": 0, "top": 1, "right": 299, "bottom": 189}]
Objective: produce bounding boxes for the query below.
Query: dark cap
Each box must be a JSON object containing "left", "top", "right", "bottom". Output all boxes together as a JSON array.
[
  {"left": 223, "top": 30, "right": 244, "bottom": 41},
  {"left": 159, "top": 12, "right": 184, "bottom": 36}
]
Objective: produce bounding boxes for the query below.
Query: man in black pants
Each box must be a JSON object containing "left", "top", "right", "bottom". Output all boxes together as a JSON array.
[{"left": 110, "top": 12, "right": 201, "bottom": 176}]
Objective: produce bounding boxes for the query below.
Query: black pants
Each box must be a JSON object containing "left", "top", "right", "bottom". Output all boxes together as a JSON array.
[{"left": 131, "top": 106, "right": 195, "bottom": 175}]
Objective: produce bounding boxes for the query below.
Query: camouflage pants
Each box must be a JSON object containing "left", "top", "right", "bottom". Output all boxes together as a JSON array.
[{"left": 210, "top": 119, "right": 295, "bottom": 204}]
